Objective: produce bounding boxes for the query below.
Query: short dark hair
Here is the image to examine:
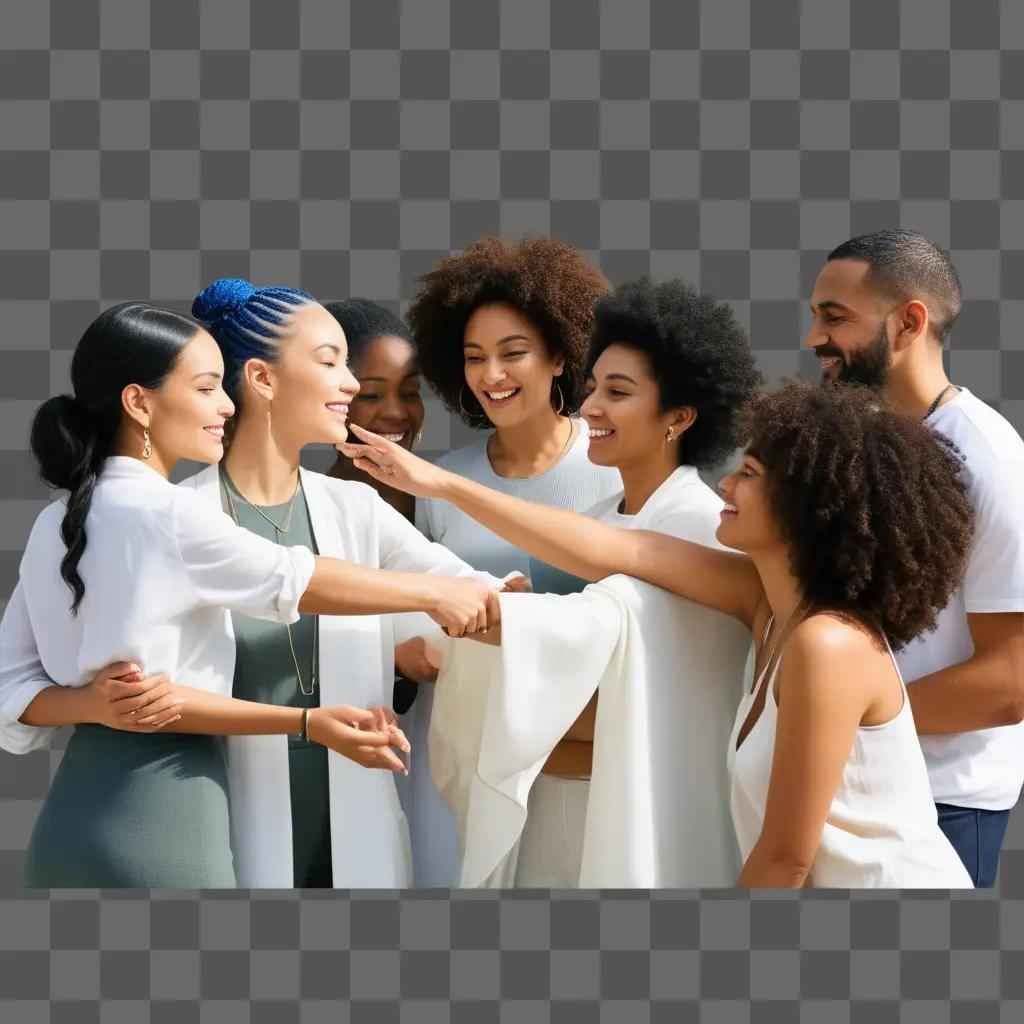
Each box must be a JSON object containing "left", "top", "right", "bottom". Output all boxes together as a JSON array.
[
  {"left": 407, "top": 235, "right": 611, "bottom": 428},
  {"left": 827, "top": 229, "right": 963, "bottom": 343},
  {"left": 587, "top": 277, "right": 763, "bottom": 469},
  {"left": 322, "top": 298, "right": 412, "bottom": 367},
  {"left": 739, "top": 379, "right": 974, "bottom": 650}
]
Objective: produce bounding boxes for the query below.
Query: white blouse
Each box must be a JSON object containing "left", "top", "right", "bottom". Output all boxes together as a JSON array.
[{"left": 0, "top": 456, "right": 314, "bottom": 755}]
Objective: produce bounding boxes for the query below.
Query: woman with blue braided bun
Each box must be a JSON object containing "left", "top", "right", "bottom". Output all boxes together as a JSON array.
[
  {"left": 1, "top": 300, "right": 499, "bottom": 889},
  {"left": 178, "top": 278, "right": 513, "bottom": 888}
]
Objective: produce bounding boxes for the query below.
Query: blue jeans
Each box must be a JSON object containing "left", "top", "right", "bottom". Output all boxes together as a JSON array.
[{"left": 935, "top": 803, "right": 1011, "bottom": 888}]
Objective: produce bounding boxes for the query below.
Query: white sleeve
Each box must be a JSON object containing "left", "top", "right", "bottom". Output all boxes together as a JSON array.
[
  {"left": 172, "top": 489, "right": 316, "bottom": 623},
  {"left": 0, "top": 581, "right": 61, "bottom": 754},
  {"left": 377, "top": 496, "right": 505, "bottom": 587},
  {"left": 380, "top": 496, "right": 511, "bottom": 649},
  {"left": 962, "top": 457, "right": 1024, "bottom": 613}
]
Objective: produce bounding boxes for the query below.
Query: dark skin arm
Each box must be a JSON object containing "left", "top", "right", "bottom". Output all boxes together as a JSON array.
[{"left": 906, "top": 612, "right": 1024, "bottom": 734}]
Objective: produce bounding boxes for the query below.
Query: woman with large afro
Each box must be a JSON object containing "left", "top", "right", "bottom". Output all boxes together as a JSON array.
[{"left": 399, "top": 235, "right": 623, "bottom": 886}]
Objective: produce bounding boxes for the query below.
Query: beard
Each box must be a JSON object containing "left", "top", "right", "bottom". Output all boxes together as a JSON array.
[{"left": 823, "top": 324, "right": 892, "bottom": 389}]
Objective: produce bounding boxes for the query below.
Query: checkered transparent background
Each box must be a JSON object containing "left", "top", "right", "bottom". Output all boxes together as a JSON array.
[{"left": 2, "top": 0, "right": 1024, "bottom": 1019}]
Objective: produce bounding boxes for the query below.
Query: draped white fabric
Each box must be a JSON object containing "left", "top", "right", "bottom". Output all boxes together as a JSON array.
[
  {"left": 425, "top": 467, "right": 753, "bottom": 887},
  {"left": 429, "top": 575, "right": 750, "bottom": 887}
]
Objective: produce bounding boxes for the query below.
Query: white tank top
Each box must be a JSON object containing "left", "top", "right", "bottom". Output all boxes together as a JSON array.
[{"left": 728, "top": 619, "right": 972, "bottom": 888}]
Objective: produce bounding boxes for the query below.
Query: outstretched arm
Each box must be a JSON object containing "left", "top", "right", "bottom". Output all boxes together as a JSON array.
[{"left": 341, "top": 426, "right": 763, "bottom": 626}]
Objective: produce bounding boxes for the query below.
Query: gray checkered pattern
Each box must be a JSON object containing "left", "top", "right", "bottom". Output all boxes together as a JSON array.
[{"left": 2, "top": 0, "right": 1024, "bottom": 1018}]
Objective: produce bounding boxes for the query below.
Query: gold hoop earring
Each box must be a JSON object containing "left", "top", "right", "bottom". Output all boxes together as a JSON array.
[
  {"left": 552, "top": 381, "right": 565, "bottom": 415},
  {"left": 665, "top": 426, "right": 675, "bottom": 444},
  {"left": 412, "top": 429, "right": 423, "bottom": 450},
  {"left": 142, "top": 427, "right": 152, "bottom": 460},
  {"left": 459, "top": 385, "right": 478, "bottom": 420}
]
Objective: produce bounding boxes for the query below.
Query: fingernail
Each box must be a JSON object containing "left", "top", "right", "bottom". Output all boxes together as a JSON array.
[
  {"left": 130, "top": 665, "right": 140, "bottom": 673},
  {"left": 173, "top": 697, "right": 186, "bottom": 705},
  {"left": 172, "top": 715, "right": 181, "bottom": 722}
]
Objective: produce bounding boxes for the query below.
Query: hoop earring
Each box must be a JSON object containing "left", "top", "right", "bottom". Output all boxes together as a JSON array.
[
  {"left": 665, "top": 426, "right": 675, "bottom": 444},
  {"left": 142, "top": 427, "right": 152, "bottom": 460},
  {"left": 412, "top": 429, "right": 423, "bottom": 450},
  {"left": 552, "top": 381, "right": 565, "bottom": 415},
  {"left": 459, "top": 385, "right": 478, "bottom": 420}
]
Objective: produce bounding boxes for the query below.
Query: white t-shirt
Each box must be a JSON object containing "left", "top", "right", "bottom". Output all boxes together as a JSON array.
[{"left": 895, "top": 388, "right": 1024, "bottom": 810}]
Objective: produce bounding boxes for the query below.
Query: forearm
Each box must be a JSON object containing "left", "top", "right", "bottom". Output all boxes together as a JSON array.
[
  {"left": 438, "top": 473, "right": 762, "bottom": 623},
  {"left": 300, "top": 557, "right": 438, "bottom": 616},
  {"left": 161, "top": 686, "right": 303, "bottom": 737},
  {"left": 437, "top": 473, "right": 638, "bottom": 581},
  {"left": 907, "top": 652, "right": 1024, "bottom": 734},
  {"left": 736, "top": 844, "right": 811, "bottom": 889},
  {"left": 18, "top": 684, "right": 94, "bottom": 728}
]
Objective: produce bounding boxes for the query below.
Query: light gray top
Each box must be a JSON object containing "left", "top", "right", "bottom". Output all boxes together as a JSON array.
[{"left": 415, "top": 422, "right": 622, "bottom": 584}]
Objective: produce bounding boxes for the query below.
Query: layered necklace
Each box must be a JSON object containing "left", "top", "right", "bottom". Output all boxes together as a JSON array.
[{"left": 219, "top": 466, "right": 318, "bottom": 697}]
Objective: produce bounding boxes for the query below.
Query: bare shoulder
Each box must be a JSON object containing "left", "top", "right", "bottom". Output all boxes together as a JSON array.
[{"left": 780, "top": 613, "right": 885, "bottom": 695}]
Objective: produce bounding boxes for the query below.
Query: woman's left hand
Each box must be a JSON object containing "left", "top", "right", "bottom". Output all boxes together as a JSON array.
[{"left": 366, "top": 705, "right": 411, "bottom": 756}]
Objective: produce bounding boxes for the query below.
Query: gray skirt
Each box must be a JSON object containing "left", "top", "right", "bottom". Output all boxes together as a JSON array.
[{"left": 23, "top": 724, "right": 236, "bottom": 888}]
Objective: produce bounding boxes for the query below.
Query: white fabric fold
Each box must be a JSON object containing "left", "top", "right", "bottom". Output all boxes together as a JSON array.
[{"left": 428, "top": 573, "right": 750, "bottom": 888}]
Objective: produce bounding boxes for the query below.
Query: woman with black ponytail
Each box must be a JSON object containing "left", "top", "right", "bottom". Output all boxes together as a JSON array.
[{"left": 0, "top": 303, "right": 498, "bottom": 888}]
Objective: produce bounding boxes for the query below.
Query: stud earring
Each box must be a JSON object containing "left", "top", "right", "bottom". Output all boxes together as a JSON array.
[{"left": 142, "top": 427, "right": 152, "bottom": 460}]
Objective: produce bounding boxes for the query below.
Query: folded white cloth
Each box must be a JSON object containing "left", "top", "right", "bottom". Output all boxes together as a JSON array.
[{"left": 427, "top": 572, "right": 751, "bottom": 888}]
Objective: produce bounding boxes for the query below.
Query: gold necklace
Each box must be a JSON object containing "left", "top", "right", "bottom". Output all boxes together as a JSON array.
[
  {"left": 220, "top": 468, "right": 318, "bottom": 697},
  {"left": 753, "top": 597, "right": 809, "bottom": 695},
  {"left": 489, "top": 418, "right": 575, "bottom": 479},
  {"left": 220, "top": 466, "right": 301, "bottom": 534}
]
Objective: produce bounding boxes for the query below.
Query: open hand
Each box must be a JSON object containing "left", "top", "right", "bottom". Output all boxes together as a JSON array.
[
  {"left": 308, "top": 703, "right": 410, "bottom": 774},
  {"left": 338, "top": 424, "right": 451, "bottom": 499}
]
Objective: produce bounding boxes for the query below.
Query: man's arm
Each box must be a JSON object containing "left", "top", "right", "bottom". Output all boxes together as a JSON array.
[{"left": 906, "top": 612, "right": 1024, "bottom": 734}]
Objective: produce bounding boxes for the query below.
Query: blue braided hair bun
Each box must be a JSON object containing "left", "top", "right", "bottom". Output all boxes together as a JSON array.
[
  {"left": 192, "top": 278, "right": 257, "bottom": 322},
  {"left": 191, "top": 277, "right": 315, "bottom": 400}
]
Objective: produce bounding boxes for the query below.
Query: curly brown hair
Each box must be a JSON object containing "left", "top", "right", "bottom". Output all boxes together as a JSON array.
[
  {"left": 739, "top": 379, "right": 975, "bottom": 650},
  {"left": 407, "top": 235, "right": 611, "bottom": 427}
]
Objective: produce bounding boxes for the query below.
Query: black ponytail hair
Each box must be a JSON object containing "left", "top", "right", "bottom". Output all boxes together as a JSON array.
[{"left": 30, "top": 302, "right": 199, "bottom": 612}]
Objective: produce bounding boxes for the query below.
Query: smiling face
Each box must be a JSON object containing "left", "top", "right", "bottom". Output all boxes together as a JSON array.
[
  {"left": 347, "top": 334, "right": 425, "bottom": 451},
  {"left": 140, "top": 328, "right": 235, "bottom": 466},
  {"left": 462, "top": 302, "right": 565, "bottom": 428},
  {"left": 252, "top": 302, "right": 360, "bottom": 446},
  {"left": 806, "top": 259, "right": 897, "bottom": 388},
  {"left": 580, "top": 343, "right": 682, "bottom": 470},
  {"left": 715, "top": 451, "right": 784, "bottom": 555}
]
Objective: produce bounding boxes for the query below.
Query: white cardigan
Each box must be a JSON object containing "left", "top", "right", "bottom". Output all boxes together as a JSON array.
[{"left": 178, "top": 464, "right": 504, "bottom": 887}]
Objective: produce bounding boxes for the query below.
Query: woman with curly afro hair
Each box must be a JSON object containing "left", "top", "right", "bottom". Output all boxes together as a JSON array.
[
  {"left": 397, "top": 236, "right": 622, "bottom": 885},
  {"left": 342, "top": 380, "right": 976, "bottom": 887}
]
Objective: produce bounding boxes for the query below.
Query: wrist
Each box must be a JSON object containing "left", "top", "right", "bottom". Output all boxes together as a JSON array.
[
  {"left": 417, "top": 575, "right": 449, "bottom": 614},
  {"left": 433, "top": 467, "right": 459, "bottom": 502},
  {"left": 304, "top": 706, "right": 320, "bottom": 744},
  {"left": 75, "top": 685, "right": 102, "bottom": 726}
]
